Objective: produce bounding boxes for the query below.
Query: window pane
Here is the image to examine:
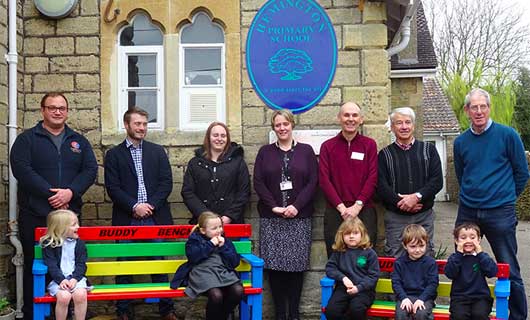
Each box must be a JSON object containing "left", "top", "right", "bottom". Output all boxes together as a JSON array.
[
  {"left": 127, "top": 90, "right": 158, "bottom": 123},
  {"left": 120, "top": 14, "right": 163, "bottom": 46},
  {"left": 184, "top": 48, "right": 221, "bottom": 85},
  {"left": 128, "top": 54, "right": 157, "bottom": 87},
  {"left": 181, "top": 12, "right": 224, "bottom": 44}
]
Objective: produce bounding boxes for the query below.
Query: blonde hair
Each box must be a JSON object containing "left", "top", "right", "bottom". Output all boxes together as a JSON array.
[
  {"left": 191, "top": 211, "right": 222, "bottom": 234},
  {"left": 332, "top": 218, "right": 371, "bottom": 251},
  {"left": 39, "top": 210, "right": 78, "bottom": 248},
  {"left": 271, "top": 109, "right": 295, "bottom": 129},
  {"left": 401, "top": 224, "right": 428, "bottom": 246}
]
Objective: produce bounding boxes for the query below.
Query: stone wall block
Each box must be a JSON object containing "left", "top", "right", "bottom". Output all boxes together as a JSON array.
[
  {"left": 242, "top": 126, "right": 270, "bottom": 145},
  {"left": 69, "top": 92, "right": 101, "bottom": 110},
  {"left": 298, "top": 106, "right": 339, "bottom": 125},
  {"left": 319, "top": 87, "right": 341, "bottom": 105},
  {"left": 33, "top": 74, "right": 74, "bottom": 92},
  {"left": 76, "top": 74, "right": 100, "bottom": 91},
  {"left": 23, "top": 1, "right": 42, "bottom": 18},
  {"left": 168, "top": 147, "right": 196, "bottom": 167},
  {"left": 80, "top": 0, "right": 99, "bottom": 16},
  {"left": 240, "top": 0, "right": 264, "bottom": 11},
  {"left": 343, "top": 24, "right": 387, "bottom": 49},
  {"left": 45, "top": 37, "right": 75, "bottom": 55},
  {"left": 97, "top": 203, "right": 113, "bottom": 220},
  {"left": 171, "top": 166, "right": 185, "bottom": 184},
  {"left": 76, "top": 37, "right": 99, "bottom": 54},
  {"left": 25, "top": 19, "right": 55, "bottom": 36},
  {"left": 362, "top": 124, "right": 391, "bottom": 150},
  {"left": 24, "top": 37, "right": 44, "bottom": 55},
  {"left": 242, "top": 107, "right": 264, "bottom": 126},
  {"left": 361, "top": 49, "right": 389, "bottom": 85},
  {"left": 327, "top": 8, "right": 360, "bottom": 25},
  {"left": 242, "top": 89, "right": 264, "bottom": 107},
  {"left": 332, "top": 67, "right": 360, "bottom": 87},
  {"left": 0, "top": 4, "right": 6, "bottom": 25},
  {"left": 82, "top": 184, "right": 105, "bottom": 203},
  {"left": 25, "top": 57, "right": 48, "bottom": 73},
  {"left": 168, "top": 183, "right": 183, "bottom": 202},
  {"left": 343, "top": 86, "right": 389, "bottom": 122},
  {"left": 56, "top": 17, "right": 99, "bottom": 35},
  {"left": 50, "top": 56, "right": 99, "bottom": 73},
  {"left": 362, "top": 2, "right": 386, "bottom": 23},
  {"left": 67, "top": 109, "right": 100, "bottom": 131},
  {"left": 81, "top": 203, "right": 97, "bottom": 220},
  {"left": 338, "top": 50, "right": 359, "bottom": 66}
]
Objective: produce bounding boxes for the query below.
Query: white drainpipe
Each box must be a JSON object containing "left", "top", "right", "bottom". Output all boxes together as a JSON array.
[
  {"left": 387, "top": 0, "right": 420, "bottom": 57},
  {"left": 6, "top": 0, "right": 24, "bottom": 317}
]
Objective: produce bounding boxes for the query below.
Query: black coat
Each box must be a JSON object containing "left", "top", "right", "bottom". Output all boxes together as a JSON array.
[
  {"left": 42, "top": 239, "right": 88, "bottom": 284},
  {"left": 104, "top": 140, "right": 173, "bottom": 226},
  {"left": 181, "top": 143, "right": 250, "bottom": 224}
]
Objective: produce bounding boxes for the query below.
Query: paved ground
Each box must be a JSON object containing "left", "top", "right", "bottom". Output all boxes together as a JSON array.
[{"left": 433, "top": 201, "right": 530, "bottom": 314}]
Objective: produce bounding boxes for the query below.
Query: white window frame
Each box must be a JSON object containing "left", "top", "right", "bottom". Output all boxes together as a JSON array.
[
  {"left": 179, "top": 42, "right": 225, "bottom": 131},
  {"left": 117, "top": 45, "right": 165, "bottom": 130}
]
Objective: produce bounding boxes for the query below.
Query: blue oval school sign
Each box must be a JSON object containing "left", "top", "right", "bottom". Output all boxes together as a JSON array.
[{"left": 246, "top": 0, "right": 337, "bottom": 114}]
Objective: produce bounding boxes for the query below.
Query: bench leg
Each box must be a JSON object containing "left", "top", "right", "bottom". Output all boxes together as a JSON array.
[
  {"left": 33, "top": 304, "right": 46, "bottom": 320},
  {"left": 240, "top": 298, "right": 250, "bottom": 320}
]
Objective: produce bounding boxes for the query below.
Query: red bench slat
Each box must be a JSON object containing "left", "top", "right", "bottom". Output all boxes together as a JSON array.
[
  {"left": 34, "top": 287, "right": 262, "bottom": 303},
  {"left": 34, "top": 224, "right": 252, "bottom": 241}
]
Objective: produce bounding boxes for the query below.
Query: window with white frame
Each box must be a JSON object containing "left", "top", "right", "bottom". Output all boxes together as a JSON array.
[
  {"left": 180, "top": 12, "right": 225, "bottom": 130},
  {"left": 118, "top": 14, "right": 164, "bottom": 129}
]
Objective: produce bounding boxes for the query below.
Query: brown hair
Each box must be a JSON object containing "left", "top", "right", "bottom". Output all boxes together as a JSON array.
[
  {"left": 271, "top": 109, "right": 295, "bottom": 129},
  {"left": 202, "top": 122, "right": 231, "bottom": 160},
  {"left": 401, "top": 224, "right": 429, "bottom": 246},
  {"left": 191, "top": 211, "right": 222, "bottom": 234},
  {"left": 332, "top": 217, "right": 371, "bottom": 252},
  {"left": 453, "top": 222, "right": 482, "bottom": 239},
  {"left": 123, "top": 106, "right": 149, "bottom": 124},
  {"left": 40, "top": 92, "right": 69, "bottom": 110}
]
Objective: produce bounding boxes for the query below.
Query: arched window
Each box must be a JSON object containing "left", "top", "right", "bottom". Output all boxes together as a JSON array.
[
  {"left": 118, "top": 14, "right": 164, "bottom": 129},
  {"left": 180, "top": 12, "right": 225, "bottom": 130}
]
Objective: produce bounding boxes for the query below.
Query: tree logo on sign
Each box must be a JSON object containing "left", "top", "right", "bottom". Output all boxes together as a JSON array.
[{"left": 269, "top": 48, "right": 313, "bottom": 81}]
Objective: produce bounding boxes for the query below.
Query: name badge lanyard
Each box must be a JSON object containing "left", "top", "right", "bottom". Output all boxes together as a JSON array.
[{"left": 279, "top": 144, "right": 295, "bottom": 207}]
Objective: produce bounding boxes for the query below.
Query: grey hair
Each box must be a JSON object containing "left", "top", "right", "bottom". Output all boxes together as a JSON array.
[
  {"left": 390, "top": 107, "right": 416, "bottom": 123},
  {"left": 464, "top": 88, "right": 491, "bottom": 107}
]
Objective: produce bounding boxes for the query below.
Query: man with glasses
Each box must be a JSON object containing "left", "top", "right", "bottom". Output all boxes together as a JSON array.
[
  {"left": 454, "top": 88, "right": 529, "bottom": 320},
  {"left": 10, "top": 92, "right": 98, "bottom": 319}
]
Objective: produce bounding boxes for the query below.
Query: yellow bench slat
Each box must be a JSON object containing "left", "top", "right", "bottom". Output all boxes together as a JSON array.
[
  {"left": 375, "top": 278, "right": 494, "bottom": 297},
  {"left": 86, "top": 259, "right": 251, "bottom": 276}
]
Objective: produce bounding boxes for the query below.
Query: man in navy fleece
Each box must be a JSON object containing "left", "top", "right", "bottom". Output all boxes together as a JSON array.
[{"left": 453, "top": 88, "right": 529, "bottom": 320}]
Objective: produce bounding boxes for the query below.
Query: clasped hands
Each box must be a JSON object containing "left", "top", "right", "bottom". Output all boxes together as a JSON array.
[
  {"left": 400, "top": 298, "right": 426, "bottom": 314},
  {"left": 59, "top": 277, "right": 78, "bottom": 292},
  {"left": 272, "top": 205, "right": 299, "bottom": 218},
  {"left": 48, "top": 188, "right": 73, "bottom": 209},
  {"left": 337, "top": 203, "right": 362, "bottom": 220},
  {"left": 210, "top": 235, "right": 225, "bottom": 247},
  {"left": 133, "top": 203, "right": 154, "bottom": 219},
  {"left": 342, "top": 277, "right": 359, "bottom": 295},
  {"left": 397, "top": 193, "right": 423, "bottom": 213}
]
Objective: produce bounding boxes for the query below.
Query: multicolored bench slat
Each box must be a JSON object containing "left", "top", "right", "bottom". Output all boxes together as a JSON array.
[
  {"left": 32, "top": 224, "right": 264, "bottom": 320},
  {"left": 320, "top": 256, "right": 510, "bottom": 320}
]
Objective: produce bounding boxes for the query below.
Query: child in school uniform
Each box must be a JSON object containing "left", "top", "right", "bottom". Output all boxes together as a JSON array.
[
  {"left": 170, "top": 211, "right": 243, "bottom": 320},
  {"left": 391, "top": 224, "right": 439, "bottom": 320},
  {"left": 445, "top": 222, "right": 498, "bottom": 320},
  {"left": 40, "top": 209, "right": 90, "bottom": 320},
  {"left": 324, "top": 217, "right": 380, "bottom": 320}
]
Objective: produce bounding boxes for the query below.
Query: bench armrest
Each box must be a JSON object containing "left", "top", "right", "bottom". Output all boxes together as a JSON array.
[
  {"left": 240, "top": 253, "right": 264, "bottom": 289},
  {"left": 320, "top": 277, "right": 335, "bottom": 320},
  {"left": 33, "top": 259, "right": 48, "bottom": 300}
]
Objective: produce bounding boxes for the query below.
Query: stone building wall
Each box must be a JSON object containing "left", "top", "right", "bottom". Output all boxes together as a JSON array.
[
  {"left": 390, "top": 77, "right": 423, "bottom": 136},
  {"left": 10, "top": 0, "right": 390, "bottom": 318}
]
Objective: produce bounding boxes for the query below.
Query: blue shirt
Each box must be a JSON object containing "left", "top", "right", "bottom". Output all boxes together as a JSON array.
[{"left": 454, "top": 122, "right": 529, "bottom": 208}]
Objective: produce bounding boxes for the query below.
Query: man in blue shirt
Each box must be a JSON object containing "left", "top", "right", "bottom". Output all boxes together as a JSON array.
[{"left": 454, "top": 88, "right": 529, "bottom": 320}]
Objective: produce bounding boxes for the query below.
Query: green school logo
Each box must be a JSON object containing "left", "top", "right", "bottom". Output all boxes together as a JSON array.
[
  {"left": 357, "top": 255, "right": 367, "bottom": 268},
  {"left": 473, "top": 263, "right": 480, "bottom": 272}
]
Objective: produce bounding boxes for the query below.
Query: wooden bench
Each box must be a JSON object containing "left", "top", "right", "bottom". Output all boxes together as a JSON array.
[
  {"left": 320, "top": 256, "right": 510, "bottom": 320},
  {"left": 32, "top": 224, "right": 264, "bottom": 320}
]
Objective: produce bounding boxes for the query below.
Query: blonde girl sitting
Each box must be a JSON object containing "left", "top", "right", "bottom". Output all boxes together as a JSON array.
[{"left": 40, "top": 210, "right": 90, "bottom": 320}]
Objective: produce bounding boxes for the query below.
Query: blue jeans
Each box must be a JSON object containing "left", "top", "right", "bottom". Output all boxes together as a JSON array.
[{"left": 456, "top": 204, "right": 527, "bottom": 320}]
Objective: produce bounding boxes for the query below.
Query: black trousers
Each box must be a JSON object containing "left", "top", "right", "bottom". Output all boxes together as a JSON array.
[
  {"left": 449, "top": 296, "right": 493, "bottom": 320},
  {"left": 324, "top": 206, "right": 377, "bottom": 258},
  {"left": 267, "top": 270, "right": 305, "bottom": 319},
  {"left": 19, "top": 213, "right": 48, "bottom": 320},
  {"left": 325, "top": 283, "right": 375, "bottom": 320}
]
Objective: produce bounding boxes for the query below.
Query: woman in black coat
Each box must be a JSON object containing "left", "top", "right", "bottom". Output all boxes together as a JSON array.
[{"left": 182, "top": 122, "right": 251, "bottom": 224}]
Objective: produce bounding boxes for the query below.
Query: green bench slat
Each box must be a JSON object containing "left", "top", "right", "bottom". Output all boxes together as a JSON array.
[
  {"left": 92, "top": 280, "right": 252, "bottom": 290},
  {"left": 34, "top": 240, "right": 252, "bottom": 258}
]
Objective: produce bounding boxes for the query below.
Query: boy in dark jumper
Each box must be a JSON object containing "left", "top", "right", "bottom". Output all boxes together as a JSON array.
[
  {"left": 391, "top": 224, "right": 439, "bottom": 320},
  {"left": 445, "top": 222, "right": 498, "bottom": 320}
]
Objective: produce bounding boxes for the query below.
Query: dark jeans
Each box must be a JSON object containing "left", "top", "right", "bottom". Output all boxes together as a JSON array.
[
  {"left": 267, "top": 269, "right": 304, "bottom": 319},
  {"left": 116, "top": 218, "right": 175, "bottom": 317},
  {"left": 324, "top": 206, "right": 377, "bottom": 258},
  {"left": 324, "top": 283, "right": 375, "bottom": 320},
  {"left": 456, "top": 204, "right": 527, "bottom": 320},
  {"left": 19, "top": 213, "right": 48, "bottom": 320},
  {"left": 449, "top": 296, "right": 493, "bottom": 320}
]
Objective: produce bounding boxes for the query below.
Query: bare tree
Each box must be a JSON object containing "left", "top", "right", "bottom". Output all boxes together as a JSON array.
[{"left": 424, "top": 0, "right": 530, "bottom": 86}]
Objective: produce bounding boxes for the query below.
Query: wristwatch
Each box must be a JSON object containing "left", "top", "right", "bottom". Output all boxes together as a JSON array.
[
  {"left": 355, "top": 200, "right": 364, "bottom": 206},
  {"left": 415, "top": 192, "right": 423, "bottom": 200}
]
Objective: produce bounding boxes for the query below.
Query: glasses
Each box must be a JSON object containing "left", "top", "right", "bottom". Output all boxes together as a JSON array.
[
  {"left": 44, "top": 105, "right": 68, "bottom": 113},
  {"left": 468, "top": 104, "right": 489, "bottom": 113}
]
